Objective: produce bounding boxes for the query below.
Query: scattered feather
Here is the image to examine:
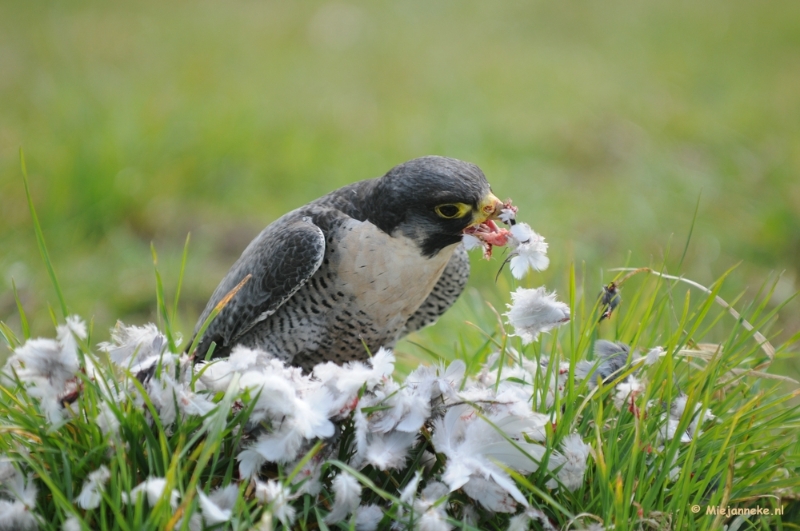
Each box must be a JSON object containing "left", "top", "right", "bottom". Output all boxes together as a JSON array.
[
  {"left": 99, "top": 322, "right": 168, "bottom": 367},
  {"left": 325, "top": 472, "right": 362, "bottom": 524},
  {"left": 505, "top": 287, "right": 570, "bottom": 344},
  {"left": 75, "top": 465, "right": 111, "bottom": 509},
  {"left": 0, "top": 500, "right": 38, "bottom": 531},
  {"left": 196, "top": 486, "right": 234, "bottom": 525},
  {"left": 62, "top": 516, "right": 81, "bottom": 531},
  {"left": 549, "top": 434, "right": 591, "bottom": 491},
  {"left": 254, "top": 480, "right": 296, "bottom": 527},
  {"left": 122, "top": 477, "right": 179, "bottom": 509},
  {"left": 507, "top": 223, "right": 549, "bottom": 279},
  {"left": 355, "top": 504, "right": 384, "bottom": 531}
]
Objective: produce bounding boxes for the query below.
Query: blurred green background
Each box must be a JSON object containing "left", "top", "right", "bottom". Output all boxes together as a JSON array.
[{"left": 1, "top": 0, "right": 799, "bottom": 366}]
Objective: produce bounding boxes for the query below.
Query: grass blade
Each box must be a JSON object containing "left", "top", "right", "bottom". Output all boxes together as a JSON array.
[{"left": 20, "top": 148, "right": 67, "bottom": 319}]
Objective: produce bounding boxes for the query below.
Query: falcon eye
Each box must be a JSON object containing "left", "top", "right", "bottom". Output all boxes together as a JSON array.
[{"left": 435, "top": 203, "right": 470, "bottom": 219}]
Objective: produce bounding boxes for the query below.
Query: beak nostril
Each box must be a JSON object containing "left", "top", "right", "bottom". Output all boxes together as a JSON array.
[{"left": 474, "top": 193, "right": 503, "bottom": 224}]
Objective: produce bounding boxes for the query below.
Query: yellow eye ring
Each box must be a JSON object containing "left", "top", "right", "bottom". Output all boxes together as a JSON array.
[{"left": 435, "top": 203, "right": 471, "bottom": 219}]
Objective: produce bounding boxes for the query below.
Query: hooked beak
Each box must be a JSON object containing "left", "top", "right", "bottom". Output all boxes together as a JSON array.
[{"left": 471, "top": 192, "right": 504, "bottom": 227}]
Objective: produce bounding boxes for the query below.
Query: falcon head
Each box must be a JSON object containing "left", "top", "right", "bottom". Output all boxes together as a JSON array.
[{"left": 367, "top": 156, "right": 504, "bottom": 257}]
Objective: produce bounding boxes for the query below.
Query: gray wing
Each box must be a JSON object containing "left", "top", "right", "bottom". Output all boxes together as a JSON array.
[
  {"left": 401, "top": 243, "right": 470, "bottom": 336},
  {"left": 192, "top": 215, "right": 325, "bottom": 359}
]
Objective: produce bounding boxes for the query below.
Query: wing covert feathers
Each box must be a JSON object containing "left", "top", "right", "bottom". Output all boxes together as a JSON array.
[{"left": 193, "top": 216, "right": 325, "bottom": 358}]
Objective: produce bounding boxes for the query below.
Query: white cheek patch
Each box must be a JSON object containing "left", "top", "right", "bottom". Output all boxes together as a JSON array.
[{"left": 333, "top": 219, "right": 456, "bottom": 331}]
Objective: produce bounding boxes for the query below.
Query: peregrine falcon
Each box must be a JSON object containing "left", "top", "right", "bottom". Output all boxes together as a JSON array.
[{"left": 191, "top": 156, "right": 503, "bottom": 371}]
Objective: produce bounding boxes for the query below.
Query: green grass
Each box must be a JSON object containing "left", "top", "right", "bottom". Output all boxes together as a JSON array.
[
  {"left": 2, "top": 175, "right": 799, "bottom": 529},
  {"left": 1, "top": 0, "right": 799, "bottom": 366},
  {"left": 1, "top": 2, "right": 799, "bottom": 527},
  {"left": 1, "top": 252, "right": 798, "bottom": 529}
]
